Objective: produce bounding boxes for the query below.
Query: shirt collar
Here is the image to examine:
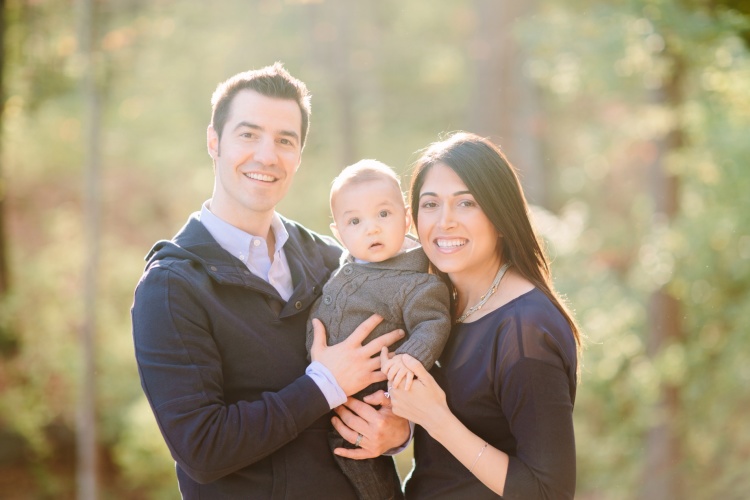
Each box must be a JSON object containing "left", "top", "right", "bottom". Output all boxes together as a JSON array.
[{"left": 200, "top": 201, "right": 289, "bottom": 258}]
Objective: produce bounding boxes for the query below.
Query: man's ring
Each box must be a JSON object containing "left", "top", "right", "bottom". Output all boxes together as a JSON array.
[{"left": 355, "top": 433, "right": 363, "bottom": 447}]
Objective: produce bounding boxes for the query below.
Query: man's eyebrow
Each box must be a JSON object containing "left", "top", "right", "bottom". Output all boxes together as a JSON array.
[
  {"left": 279, "top": 129, "right": 300, "bottom": 143},
  {"left": 233, "top": 121, "right": 300, "bottom": 142},
  {"left": 233, "top": 121, "right": 261, "bottom": 132}
]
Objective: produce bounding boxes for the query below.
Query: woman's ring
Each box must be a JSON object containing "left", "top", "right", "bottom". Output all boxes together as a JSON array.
[
  {"left": 384, "top": 392, "right": 390, "bottom": 399},
  {"left": 355, "top": 433, "right": 363, "bottom": 447}
]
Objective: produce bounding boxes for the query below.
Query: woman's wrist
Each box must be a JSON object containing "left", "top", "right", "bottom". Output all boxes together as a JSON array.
[{"left": 422, "top": 405, "right": 460, "bottom": 442}]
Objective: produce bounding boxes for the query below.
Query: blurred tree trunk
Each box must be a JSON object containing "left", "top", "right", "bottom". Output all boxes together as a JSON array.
[
  {"left": 76, "top": 0, "right": 100, "bottom": 497},
  {"left": 641, "top": 50, "right": 685, "bottom": 500},
  {"left": 0, "top": 0, "right": 8, "bottom": 296},
  {"left": 331, "top": 0, "right": 356, "bottom": 167},
  {"left": 303, "top": 0, "right": 357, "bottom": 170},
  {"left": 468, "top": 0, "right": 546, "bottom": 206}
]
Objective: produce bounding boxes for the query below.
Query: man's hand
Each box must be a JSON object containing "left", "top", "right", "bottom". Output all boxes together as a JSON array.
[
  {"left": 310, "top": 314, "right": 404, "bottom": 396},
  {"left": 330, "top": 393, "right": 410, "bottom": 459}
]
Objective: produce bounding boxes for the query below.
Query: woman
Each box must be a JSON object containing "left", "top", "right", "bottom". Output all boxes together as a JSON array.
[{"left": 383, "top": 132, "right": 583, "bottom": 499}]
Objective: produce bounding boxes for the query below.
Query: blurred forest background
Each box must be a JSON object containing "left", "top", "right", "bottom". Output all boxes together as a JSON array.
[{"left": 0, "top": 0, "right": 749, "bottom": 498}]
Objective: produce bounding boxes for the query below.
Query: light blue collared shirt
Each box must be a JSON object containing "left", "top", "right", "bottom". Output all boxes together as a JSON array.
[
  {"left": 199, "top": 201, "right": 346, "bottom": 409},
  {"left": 200, "top": 202, "right": 294, "bottom": 301}
]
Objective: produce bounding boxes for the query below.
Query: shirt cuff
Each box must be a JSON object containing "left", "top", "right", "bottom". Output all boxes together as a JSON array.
[
  {"left": 306, "top": 361, "right": 347, "bottom": 409},
  {"left": 383, "top": 420, "right": 415, "bottom": 456}
]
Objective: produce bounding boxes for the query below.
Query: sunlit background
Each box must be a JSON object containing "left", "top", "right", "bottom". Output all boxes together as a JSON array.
[{"left": 1, "top": 0, "right": 749, "bottom": 498}]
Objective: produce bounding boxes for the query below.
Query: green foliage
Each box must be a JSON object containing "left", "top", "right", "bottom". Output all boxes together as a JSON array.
[
  {"left": 522, "top": 0, "right": 750, "bottom": 497},
  {"left": 1, "top": 0, "right": 749, "bottom": 497}
]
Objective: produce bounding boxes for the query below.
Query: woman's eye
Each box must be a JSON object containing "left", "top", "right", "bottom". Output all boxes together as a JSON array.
[
  {"left": 421, "top": 201, "right": 437, "bottom": 209},
  {"left": 459, "top": 200, "right": 476, "bottom": 207}
]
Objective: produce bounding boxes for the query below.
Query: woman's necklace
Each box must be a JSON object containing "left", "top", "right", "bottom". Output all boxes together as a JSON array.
[{"left": 455, "top": 262, "right": 511, "bottom": 324}]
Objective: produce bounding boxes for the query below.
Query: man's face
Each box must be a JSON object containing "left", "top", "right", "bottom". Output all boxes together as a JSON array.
[{"left": 207, "top": 89, "right": 302, "bottom": 229}]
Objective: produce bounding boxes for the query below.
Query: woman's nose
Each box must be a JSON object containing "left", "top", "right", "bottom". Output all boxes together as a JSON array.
[{"left": 438, "top": 206, "right": 456, "bottom": 229}]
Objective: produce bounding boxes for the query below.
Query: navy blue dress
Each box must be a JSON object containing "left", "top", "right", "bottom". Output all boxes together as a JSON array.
[{"left": 404, "top": 289, "right": 578, "bottom": 499}]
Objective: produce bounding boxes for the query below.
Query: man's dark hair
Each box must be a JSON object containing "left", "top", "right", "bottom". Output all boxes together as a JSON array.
[{"left": 210, "top": 62, "right": 312, "bottom": 149}]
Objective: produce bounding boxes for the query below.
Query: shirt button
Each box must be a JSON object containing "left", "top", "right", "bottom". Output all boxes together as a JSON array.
[
  {"left": 323, "top": 295, "right": 332, "bottom": 305},
  {"left": 253, "top": 239, "right": 261, "bottom": 247},
  {"left": 312, "top": 286, "right": 318, "bottom": 294},
  {"left": 295, "top": 301, "right": 303, "bottom": 310},
  {"left": 343, "top": 266, "right": 353, "bottom": 275},
  {"left": 210, "top": 266, "right": 218, "bottom": 272},
  {"left": 244, "top": 270, "right": 251, "bottom": 275}
]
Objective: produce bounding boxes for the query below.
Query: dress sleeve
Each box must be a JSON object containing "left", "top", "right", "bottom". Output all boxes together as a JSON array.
[
  {"left": 496, "top": 335, "right": 577, "bottom": 499},
  {"left": 131, "top": 265, "right": 331, "bottom": 484},
  {"left": 393, "top": 275, "right": 452, "bottom": 369}
]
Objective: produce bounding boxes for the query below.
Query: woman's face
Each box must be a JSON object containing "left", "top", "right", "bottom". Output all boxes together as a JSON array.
[{"left": 416, "top": 162, "right": 500, "bottom": 278}]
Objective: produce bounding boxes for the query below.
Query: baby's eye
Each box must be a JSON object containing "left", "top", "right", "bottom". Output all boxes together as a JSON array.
[
  {"left": 349, "top": 218, "right": 360, "bottom": 225},
  {"left": 379, "top": 210, "right": 390, "bottom": 218}
]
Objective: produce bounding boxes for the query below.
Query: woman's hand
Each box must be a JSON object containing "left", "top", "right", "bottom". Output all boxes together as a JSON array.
[
  {"left": 382, "top": 349, "right": 450, "bottom": 430},
  {"left": 310, "top": 315, "right": 404, "bottom": 396},
  {"left": 330, "top": 392, "right": 410, "bottom": 460}
]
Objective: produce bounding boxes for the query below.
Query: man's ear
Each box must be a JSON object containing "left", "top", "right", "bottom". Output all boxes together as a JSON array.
[
  {"left": 207, "top": 125, "right": 220, "bottom": 159},
  {"left": 330, "top": 222, "right": 343, "bottom": 244}
]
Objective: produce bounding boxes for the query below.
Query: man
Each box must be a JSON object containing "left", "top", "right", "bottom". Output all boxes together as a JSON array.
[{"left": 131, "top": 63, "right": 408, "bottom": 499}]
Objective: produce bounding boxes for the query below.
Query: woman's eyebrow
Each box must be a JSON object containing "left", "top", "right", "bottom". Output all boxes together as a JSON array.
[{"left": 419, "top": 190, "right": 472, "bottom": 198}]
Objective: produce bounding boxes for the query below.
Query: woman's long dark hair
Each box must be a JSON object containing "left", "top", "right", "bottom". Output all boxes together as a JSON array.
[{"left": 409, "top": 132, "right": 583, "bottom": 369}]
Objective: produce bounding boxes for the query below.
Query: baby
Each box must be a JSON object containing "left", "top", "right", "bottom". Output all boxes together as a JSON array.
[{"left": 306, "top": 159, "right": 451, "bottom": 500}]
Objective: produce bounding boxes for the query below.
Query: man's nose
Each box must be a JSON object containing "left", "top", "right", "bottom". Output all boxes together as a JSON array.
[{"left": 253, "top": 137, "right": 278, "bottom": 165}]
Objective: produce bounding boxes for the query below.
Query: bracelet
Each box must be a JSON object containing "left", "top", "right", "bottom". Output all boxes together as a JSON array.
[{"left": 470, "top": 441, "right": 488, "bottom": 473}]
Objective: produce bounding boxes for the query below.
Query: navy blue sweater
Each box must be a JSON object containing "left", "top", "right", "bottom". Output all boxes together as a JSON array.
[
  {"left": 131, "top": 213, "right": 373, "bottom": 499},
  {"left": 405, "top": 289, "right": 578, "bottom": 499}
]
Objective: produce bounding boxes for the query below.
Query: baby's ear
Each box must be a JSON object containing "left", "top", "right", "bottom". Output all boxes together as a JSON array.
[
  {"left": 330, "top": 222, "right": 343, "bottom": 244},
  {"left": 404, "top": 206, "right": 413, "bottom": 234}
]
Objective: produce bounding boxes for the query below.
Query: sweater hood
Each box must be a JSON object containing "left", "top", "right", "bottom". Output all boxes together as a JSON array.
[
  {"left": 142, "top": 212, "right": 342, "bottom": 313},
  {"left": 144, "top": 214, "right": 221, "bottom": 270}
]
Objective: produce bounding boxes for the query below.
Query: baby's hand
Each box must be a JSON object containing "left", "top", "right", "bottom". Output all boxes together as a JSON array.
[{"left": 382, "top": 352, "right": 416, "bottom": 391}]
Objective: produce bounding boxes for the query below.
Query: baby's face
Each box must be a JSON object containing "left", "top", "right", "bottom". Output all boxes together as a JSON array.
[{"left": 331, "top": 179, "right": 411, "bottom": 262}]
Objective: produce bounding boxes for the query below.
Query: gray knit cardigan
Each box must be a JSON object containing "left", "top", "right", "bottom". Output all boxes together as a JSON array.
[{"left": 306, "top": 245, "right": 451, "bottom": 369}]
